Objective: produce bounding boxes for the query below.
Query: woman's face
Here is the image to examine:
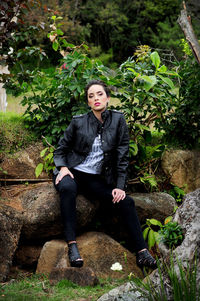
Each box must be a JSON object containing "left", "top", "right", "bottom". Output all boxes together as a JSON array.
[{"left": 87, "top": 84, "right": 110, "bottom": 113}]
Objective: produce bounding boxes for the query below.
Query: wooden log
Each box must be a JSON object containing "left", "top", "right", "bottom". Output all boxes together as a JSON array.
[{"left": 177, "top": 2, "right": 200, "bottom": 64}]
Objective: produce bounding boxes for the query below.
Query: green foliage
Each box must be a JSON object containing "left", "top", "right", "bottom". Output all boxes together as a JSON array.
[
  {"left": 143, "top": 217, "right": 184, "bottom": 250},
  {"left": 108, "top": 47, "right": 178, "bottom": 189},
  {"left": 159, "top": 221, "right": 184, "bottom": 249},
  {"left": 35, "top": 146, "right": 55, "bottom": 178},
  {"left": 131, "top": 254, "right": 200, "bottom": 301},
  {"left": 163, "top": 41, "right": 200, "bottom": 149},
  {"left": 168, "top": 184, "right": 186, "bottom": 203},
  {"left": 143, "top": 218, "right": 162, "bottom": 250}
]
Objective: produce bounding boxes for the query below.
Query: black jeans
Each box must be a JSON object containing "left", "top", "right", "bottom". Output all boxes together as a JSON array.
[{"left": 53, "top": 169, "right": 146, "bottom": 252}]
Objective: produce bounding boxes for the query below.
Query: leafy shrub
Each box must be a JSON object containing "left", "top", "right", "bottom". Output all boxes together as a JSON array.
[
  {"left": 159, "top": 221, "right": 184, "bottom": 249},
  {"left": 143, "top": 217, "right": 184, "bottom": 250},
  {"left": 7, "top": 17, "right": 179, "bottom": 191},
  {"left": 163, "top": 42, "right": 200, "bottom": 149}
]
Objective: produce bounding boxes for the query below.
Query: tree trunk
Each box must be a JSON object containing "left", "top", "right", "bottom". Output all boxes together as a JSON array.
[{"left": 178, "top": 2, "right": 200, "bottom": 64}]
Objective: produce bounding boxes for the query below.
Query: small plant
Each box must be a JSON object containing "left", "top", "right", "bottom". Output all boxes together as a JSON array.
[
  {"left": 143, "top": 216, "right": 184, "bottom": 250},
  {"left": 143, "top": 218, "right": 162, "bottom": 250},
  {"left": 35, "top": 145, "right": 55, "bottom": 178},
  {"left": 168, "top": 184, "right": 186, "bottom": 203},
  {"left": 158, "top": 221, "right": 184, "bottom": 249}
]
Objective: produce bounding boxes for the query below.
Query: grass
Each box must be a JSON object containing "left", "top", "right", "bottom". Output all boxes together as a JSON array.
[
  {"left": 6, "top": 94, "right": 27, "bottom": 115},
  {"left": 0, "top": 273, "right": 127, "bottom": 301},
  {"left": 0, "top": 112, "right": 37, "bottom": 154}
]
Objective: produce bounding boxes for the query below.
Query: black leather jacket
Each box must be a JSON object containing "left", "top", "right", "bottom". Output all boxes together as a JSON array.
[{"left": 53, "top": 109, "right": 129, "bottom": 190}]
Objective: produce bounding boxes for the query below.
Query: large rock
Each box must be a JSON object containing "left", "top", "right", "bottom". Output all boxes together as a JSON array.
[
  {"left": 99, "top": 189, "right": 200, "bottom": 300},
  {"left": 0, "top": 204, "right": 23, "bottom": 281},
  {"left": 1, "top": 183, "right": 98, "bottom": 240},
  {"left": 132, "top": 192, "right": 176, "bottom": 223},
  {"left": 14, "top": 245, "right": 42, "bottom": 267},
  {"left": 0, "top": 142, "right": 49, "bottom": 179},
  {"left": 36, "top": 232, "right": 143, "bottom": 280},
  {"left": 49, "top": 267, "right": 99, "bottom": 287},
  {"left": 162, "top": 149, "right": 200, "bottom": 192},
  {"left": 36, "top": 240, "right": 68, "bottom": 274}
]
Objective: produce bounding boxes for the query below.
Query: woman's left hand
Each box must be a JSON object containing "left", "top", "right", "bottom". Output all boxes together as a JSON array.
[{"left": 112, "top": 188, "right": 126, "bottom": 203}]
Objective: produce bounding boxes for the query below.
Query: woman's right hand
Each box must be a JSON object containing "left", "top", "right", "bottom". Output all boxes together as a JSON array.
[{"left": 55, "top": 166, "right": 74, "bottom": 185}]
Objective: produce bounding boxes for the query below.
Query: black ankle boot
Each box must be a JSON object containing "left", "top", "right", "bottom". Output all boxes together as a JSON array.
[
  {"left": 68, "top": 243, "right": 83, "bottom": 268},
  {"left": 136, "top": 249, "right": 157, "bottom": 273}
]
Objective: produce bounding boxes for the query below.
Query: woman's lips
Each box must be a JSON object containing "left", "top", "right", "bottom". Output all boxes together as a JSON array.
[{"left": 95, "top": 102, "right": 101, "bottom": 106}]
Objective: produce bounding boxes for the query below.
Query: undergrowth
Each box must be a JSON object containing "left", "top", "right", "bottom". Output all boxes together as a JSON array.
[{"left": 0, "top": 112, "right": 37, "bottom": 155}]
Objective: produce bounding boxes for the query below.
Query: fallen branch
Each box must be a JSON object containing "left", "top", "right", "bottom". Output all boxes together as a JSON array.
[{"left": 0, "top": 178, "right": 52, "bottom": 182}]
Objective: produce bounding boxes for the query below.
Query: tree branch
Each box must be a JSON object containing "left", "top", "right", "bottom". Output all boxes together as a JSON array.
[{"left": 178, "top": 1, "right": 200, "bottom": 64}]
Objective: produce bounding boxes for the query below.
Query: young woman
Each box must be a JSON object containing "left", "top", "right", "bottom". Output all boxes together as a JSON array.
[{"left": 53, "top": 79, "right": 156, "bottom": 271}]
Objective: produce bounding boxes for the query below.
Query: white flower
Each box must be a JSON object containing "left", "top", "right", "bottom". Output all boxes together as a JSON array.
[{"left": 110, "top": 262, "right": 123, "bottom": 271}]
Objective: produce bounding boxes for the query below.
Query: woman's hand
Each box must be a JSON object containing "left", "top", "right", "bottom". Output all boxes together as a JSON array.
[
  {"left": 112, "top": 188, "right": 126, "bottom": 203},
  {"left": 55, "top": 167, "right": 74, "bottom": 185}
]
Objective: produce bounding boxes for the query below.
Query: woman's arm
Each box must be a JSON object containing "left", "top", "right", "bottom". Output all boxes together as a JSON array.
[
  {"left": 115, "top": 114, "right": 130, "bottom": 190},
  {"left": 53, "top": 118, "right": 75, "bottom": 169}
]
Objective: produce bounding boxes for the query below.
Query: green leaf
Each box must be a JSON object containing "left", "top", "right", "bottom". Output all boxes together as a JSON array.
[
  {"left": 129, "top": 140, "right": 138, "bottom": 156},
  {"left": 140, "top": 75, "right": 157, "bottom": 91},
  {"left": 148, "top": 218, "right": 162, "bottom": 227},
  {"left": 158, "top": 75, "right": 174, "bottom": 89},
  {"left": 158, "top": 65, "right": 167, "bottom": 73},
  {"left": 56, "top": 29, "right": 64, "bottom": 35},
  {"left": 35, "top": 163, "right": 43, "bottom": 178},
  {"left": 52, "top": 41, "right": 59, "bottom": 51},
  {"left": 154, "top": 231, "right": 161, "bottom": 243},
  {"left": 127, "top": 68, "right": 139, "bottom": 76},
  {"left": 151, "top": 51, "right": 160, "bottom": 70},
  {"left": 40, "top": 147, "right": 48, "bottom": 158},
  {"left": 143, "top": 227, "right": 150, "bottom": 240},
  {"left": 148, "top": 229, "right": 156, "bottom": 249}
]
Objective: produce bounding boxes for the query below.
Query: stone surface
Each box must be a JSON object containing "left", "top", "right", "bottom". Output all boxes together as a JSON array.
[
  {"left": 0, "top": 142, "right": 49, "bottom": 179},
  {"left": 0, "top": 204, "right": 23, "bottom": 281},
  {"left": 36, "top": 232, "right": 143, "bottom": 280},
  {"left": 161, "top": 149, "right": 200, "bottom": 192},
  {"left": 97, "top": 282, "right": 148, "bottom": 301},
  {"left": 36, "top": 240, "right": 68, "bottom": 274},
  {"left": 1, "top": 183, "right": 98, "bottom": 240},
  {"left": 77, "top": 232, "right": 143, "bottom": 279},
  {"left": 49, "top": 267, "right": 99, "bottom": 286},
  {"left": 131, "top": 192, "right": 176, "bottom": 223},
  {"left": 14, "top": 245, "right": 42, "bottom": 267}
]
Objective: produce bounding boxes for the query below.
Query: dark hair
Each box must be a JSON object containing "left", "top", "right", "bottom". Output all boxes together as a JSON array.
[{"left": 85, "top": 79, "right": 110, "bottom": 100}]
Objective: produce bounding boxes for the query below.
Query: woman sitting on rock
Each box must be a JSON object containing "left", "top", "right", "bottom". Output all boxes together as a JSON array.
[{"left": 53, "top": 79, "right": 157, "bottom": 272}]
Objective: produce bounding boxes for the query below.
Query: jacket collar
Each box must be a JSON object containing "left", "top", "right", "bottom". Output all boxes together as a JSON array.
[{"left": 90, "top": 109, "right": 109, "bottom": 124}]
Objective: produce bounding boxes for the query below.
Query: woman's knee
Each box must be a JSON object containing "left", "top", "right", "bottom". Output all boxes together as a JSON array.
[
  {"left": 120, "top": 195, "right": 135, "bottom": 208},
  {"left": 56, "top": 175, "right": 77, "bottom": 195}
]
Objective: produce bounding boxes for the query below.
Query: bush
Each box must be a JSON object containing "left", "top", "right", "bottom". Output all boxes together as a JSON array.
[{"left": 163, "top": 52, "right": 200, "bottom": 149}]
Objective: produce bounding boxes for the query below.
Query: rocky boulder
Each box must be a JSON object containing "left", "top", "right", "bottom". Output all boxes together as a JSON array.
[
  {"left": 132, "top": 192, "right": 176, "bottom": 223},
  {"left": 162, "top": 149, "right": 200, "bottom": 192},
  {"left": 1, "top": 183, "right": 98, "bottom": 240},
  {"left": 36, "top": 232, "right": 143, "bottom": 280},
  {"left": 0, "top": 142, "right": 49, "bottom": 180},
  {"left": 0, "top": 204, "right": 23, "bottom": 282}
]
